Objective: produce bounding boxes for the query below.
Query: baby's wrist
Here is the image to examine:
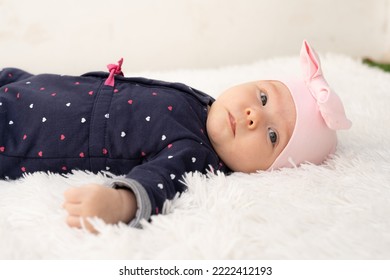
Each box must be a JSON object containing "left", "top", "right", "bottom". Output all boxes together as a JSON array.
[{"left": 116, "top": 188, "right": 137, "bottom": 223}]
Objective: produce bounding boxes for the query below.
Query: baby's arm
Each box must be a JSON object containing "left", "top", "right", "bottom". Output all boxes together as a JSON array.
[{"left": 63, "top": 184, "right": 137, "bottom": 233}]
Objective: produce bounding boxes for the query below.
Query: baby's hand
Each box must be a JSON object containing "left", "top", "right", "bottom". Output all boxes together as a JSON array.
[{"left": 63, "top": 184, "right": 137, "bottom": 233}]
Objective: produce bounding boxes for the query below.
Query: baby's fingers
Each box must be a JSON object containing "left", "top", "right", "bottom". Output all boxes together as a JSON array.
[
  {"left": 66, "top": 215, "right": 98, "bottom": 234},
  {"left": 62, "top": 202, "right": 82, "bottom": 216},
  {"left": 66, "top": 215, "right": 82, "bottom": 229},
  {"left": 63, "top": 187, "right": 83, "bottom": 203}
]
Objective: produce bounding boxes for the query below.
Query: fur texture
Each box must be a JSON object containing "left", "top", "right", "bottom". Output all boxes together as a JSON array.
[{"left": 1, "top": 54, "right": 389, "bottom": 259}]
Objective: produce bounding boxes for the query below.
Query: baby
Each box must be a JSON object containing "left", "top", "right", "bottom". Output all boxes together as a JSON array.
[{"left": 0, "top": 41, "right": 351, "bottom": 232}]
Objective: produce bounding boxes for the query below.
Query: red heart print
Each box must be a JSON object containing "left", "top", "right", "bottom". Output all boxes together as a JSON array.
[
  {"left": 38, "top": 151, "right": 43, "bottom": 157},
  {"left": 60, "top": 134, "right": 66, "bottom": 140},
  {"left": 102, "top": 148, "right": 108, "bottom": 155},
  {"left": 0, "top": 146, "right": 5, "bottom": 152},
  {"left": 79, "top": 152, "right": 85, "bottom": 158},
  {"left": 168, "top": 106, "right": 173, "bottom": 111}
]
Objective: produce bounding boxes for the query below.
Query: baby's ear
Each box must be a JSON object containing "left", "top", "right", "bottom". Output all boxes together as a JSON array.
[{"left": 300, "top": 40, "right": 323, "bottom": 81}]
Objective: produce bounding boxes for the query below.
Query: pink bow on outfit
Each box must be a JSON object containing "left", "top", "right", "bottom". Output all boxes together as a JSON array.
[{"left": 104, "top": 58, "right": 124, "bottom": 87}]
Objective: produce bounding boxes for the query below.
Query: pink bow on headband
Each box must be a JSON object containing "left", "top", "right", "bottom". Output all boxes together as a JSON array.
[{"left": 300, "top": 40, "right": 352, "bottom": 130}]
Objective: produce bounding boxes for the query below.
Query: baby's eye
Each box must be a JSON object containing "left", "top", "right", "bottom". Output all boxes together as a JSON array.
[
  {"left": 268, "top": 128, "right": 278, "bottom": 145},
  {"left": 259, "top": 92, "right": 267, "bottom": 106}
]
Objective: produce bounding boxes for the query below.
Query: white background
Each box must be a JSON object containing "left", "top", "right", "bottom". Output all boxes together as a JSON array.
[{"left": 1, "top": 0, "right": 389, "bottom": 73}]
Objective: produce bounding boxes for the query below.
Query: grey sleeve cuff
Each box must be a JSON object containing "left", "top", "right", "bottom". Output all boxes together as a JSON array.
[{"left": 109, "top": 178, "right": 152, "bottom": 228}]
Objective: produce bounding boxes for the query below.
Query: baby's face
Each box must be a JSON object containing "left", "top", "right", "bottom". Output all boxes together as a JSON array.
[{"left": 207, "top": 80, "right": 296, "bottom": 172}]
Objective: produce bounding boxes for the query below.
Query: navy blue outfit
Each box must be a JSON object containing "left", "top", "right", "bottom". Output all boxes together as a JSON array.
[{"left": 0, "top": 67, "right": 229, "bottom": 227}]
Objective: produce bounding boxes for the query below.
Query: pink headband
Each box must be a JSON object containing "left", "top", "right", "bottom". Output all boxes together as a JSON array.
[{"left": 268, "top": 40, "right": 352, "bottom": 170}]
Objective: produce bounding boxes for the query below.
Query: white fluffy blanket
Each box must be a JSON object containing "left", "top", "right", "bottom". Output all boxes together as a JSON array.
[{"left": 1, "top": 54, "right": 390, "bottom": 259}]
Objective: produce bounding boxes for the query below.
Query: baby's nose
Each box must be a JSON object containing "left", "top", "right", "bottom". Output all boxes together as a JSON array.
[{"left": 245, "top": 108, "right": 261, "bottom": 129}]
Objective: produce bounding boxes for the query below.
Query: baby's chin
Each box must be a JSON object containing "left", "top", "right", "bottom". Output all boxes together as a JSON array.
[{"left": 221, "top": 155, "right": 273, "bottom": 173}]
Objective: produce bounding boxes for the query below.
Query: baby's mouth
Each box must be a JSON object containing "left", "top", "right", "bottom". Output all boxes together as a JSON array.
[{"left": 229, "top": 112, "right": 236, "bottom": 136}]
